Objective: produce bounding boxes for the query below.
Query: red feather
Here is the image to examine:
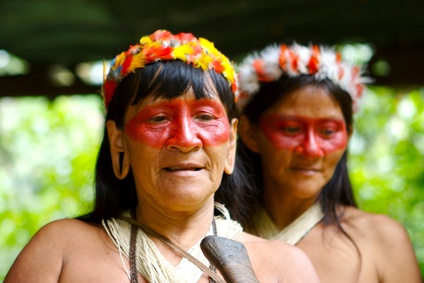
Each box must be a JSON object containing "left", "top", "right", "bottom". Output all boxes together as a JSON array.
[
  {"left": 103, "top": 80, "right": 117, "bottom": 108},
  {"left": 121, "top": 54, "right": 133, "bottom": 74},
  {"left": 150, "top": 30, "right": 172, "bottom": 41},
  {"left": 307, "top": 45, "right": 320, "bottom": 74},
  {"left": 253, "top": 59, "right": 273, "bottom": 82},
  {"left": 143, "top": 46, "right": 173, "bottom": 63},
  {"left": 174, "top": 32, "right": 196, "bottom": 43}
]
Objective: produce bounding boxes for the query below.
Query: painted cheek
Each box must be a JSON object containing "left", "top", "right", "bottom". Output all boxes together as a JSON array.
[
  {"left": 184, "top": 100, "right": 230, "bottom": 146},
  {"left": 260, "top": 116, "right": 303, "bottom": 151},
  {"left": 312, "top": 120, "right": 349, "bottom": 154},
  {"left": 315, "top": 130, "right": 348, "bottom": 153},
  {"left": 194, "top": 122, "right": 229, "bottom": 145},
  {"left": 125, "top": 106, "right": 172, "bottom": 148}
]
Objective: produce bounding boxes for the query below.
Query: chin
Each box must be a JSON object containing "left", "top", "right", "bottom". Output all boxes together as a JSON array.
[{"left": 288, "top": 182, "right": 324, "bottom": 198}]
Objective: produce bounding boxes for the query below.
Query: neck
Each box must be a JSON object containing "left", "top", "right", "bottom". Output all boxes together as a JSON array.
[
  {"left": 262, "top": 187, "right": 317, "bottom": 230},
  {"left": 135, "top": 197, "right": 215, "bottom": 250}
]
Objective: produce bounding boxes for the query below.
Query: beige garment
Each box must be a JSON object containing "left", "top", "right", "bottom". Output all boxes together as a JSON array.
[
  {"left": 251, "top": 202, "right": 324, "bottom": 245},
  {"left": 102, "top": 202, "right": 243, "bottom": 283}
]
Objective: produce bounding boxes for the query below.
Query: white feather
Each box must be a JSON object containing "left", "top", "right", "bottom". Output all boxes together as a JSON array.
[{"left": 237, "top": 42, "right": 369, "bottom": 112}]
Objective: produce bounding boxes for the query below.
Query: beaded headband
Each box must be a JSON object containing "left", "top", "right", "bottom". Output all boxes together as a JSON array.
[
  {"left": 237, "top": 43, "right": 369, "bottom": 112},
  {"left": 102, "top": 29, "right": 238, "bottom": 108}
]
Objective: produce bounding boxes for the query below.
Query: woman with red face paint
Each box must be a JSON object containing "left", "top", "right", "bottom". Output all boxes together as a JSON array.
[
  {"left": 236, "top": 43, "right": 421, "bottom": 283},
  {"left": 5, "top": 31, "right": 320, "bottom": 283}
]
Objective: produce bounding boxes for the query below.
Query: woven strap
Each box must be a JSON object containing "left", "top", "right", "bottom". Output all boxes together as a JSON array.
[
  {"left": 120, "top": 216, "right": 225, "bottom": 283},
  {"left": 129, "top": 225, "right": 139, "bottom": 283}
]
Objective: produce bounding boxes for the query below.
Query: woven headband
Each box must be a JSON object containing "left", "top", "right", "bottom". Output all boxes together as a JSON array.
[
  {"left": 102, "top": 29, "right": 238, "bottom": 108},
  {"left": 237, "top": 43, "right": 370, "bottom": 112}
]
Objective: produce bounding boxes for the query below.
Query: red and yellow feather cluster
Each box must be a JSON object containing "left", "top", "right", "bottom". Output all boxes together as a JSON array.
[{"left": 103, "top": 30, "right": 238, "bottom": 108}]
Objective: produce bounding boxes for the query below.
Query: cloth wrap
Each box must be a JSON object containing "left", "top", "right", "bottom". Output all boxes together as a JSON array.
[
  {"left": 250, "top": 202, "right": 324, "bottom": 245},
  {"left": 102, "top": 202, "right": 243, "bottom": 283}
]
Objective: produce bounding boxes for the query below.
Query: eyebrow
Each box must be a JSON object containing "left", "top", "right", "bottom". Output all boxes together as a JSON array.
[{"left": 267, "top": 114, "right": 344, "bottom": 121}]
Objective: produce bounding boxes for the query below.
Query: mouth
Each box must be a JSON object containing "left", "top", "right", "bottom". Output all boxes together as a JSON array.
[
  {"left": 165, "top": 166, "right": 203, "bottom": 172},
  {"left": 291, "top": 166, "right": 320, "bottom": 173},
  {"left": 164, "top": 163, "right": 204, "bottom": 172}
]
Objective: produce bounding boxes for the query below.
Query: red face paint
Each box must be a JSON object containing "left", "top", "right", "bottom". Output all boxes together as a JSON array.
[
  {"left": 260, "top": 114, "right": 348, "bottom": 157},
  {"left": 125, "top": 99, "right": 230, "bottom": 148}
]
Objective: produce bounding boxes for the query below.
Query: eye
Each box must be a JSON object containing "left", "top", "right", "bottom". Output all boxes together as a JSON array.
[
  {"left": 195, "top": 113, "right": 215, "bottom": 122},
  {"left": 148, "top": 115, "right": 169, "bottom": 124},
  {"left": 320, "top": 128, "right": 336, "bottom": 136},
  {"left": 283, "top": 126, "right": 301, "bottom": 133},
  {"left": 317, "top": 121, "right": 344, "bottom": 137},
  {"left": 278, "top": 124, "right": 303, "bottom": 136}
]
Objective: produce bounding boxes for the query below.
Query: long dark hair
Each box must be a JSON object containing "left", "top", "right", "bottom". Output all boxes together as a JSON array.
[
  {"left": 237, "top": 74, "right": 358, "bottom": 229},
  {"left": 78, "top": 60, "right": 255, "bottom": 223}
]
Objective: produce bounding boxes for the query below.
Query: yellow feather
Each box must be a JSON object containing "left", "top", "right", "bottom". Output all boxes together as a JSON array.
[
  {"left": 173, "top": 45, "right": 194, "bottom": 62},
  {"left": 139, "top": 36, "right": 152, "bottom": 45}
]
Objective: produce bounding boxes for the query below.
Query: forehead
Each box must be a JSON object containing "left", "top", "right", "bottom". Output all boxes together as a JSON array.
[
  {"left": 267, "top": 85, "right": 344, "bottom": 119},
  {"left": 126, "top": 87, "right": 224, "bottom": 116},
  {"left": 125, "top": 62, "right": 227, "bottom": 105}
]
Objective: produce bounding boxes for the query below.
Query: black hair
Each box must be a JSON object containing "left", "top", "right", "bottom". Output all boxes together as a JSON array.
[
  {"left": 237, "top": 74, "right": 358, "bottom": 229},
  {"left": 78, "top": 60, "right": 256, "bottom": 223}
]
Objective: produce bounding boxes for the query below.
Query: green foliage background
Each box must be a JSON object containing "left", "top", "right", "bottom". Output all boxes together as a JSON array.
[
  {"left": 0, "top": 95, "right": 103, "bottom": 280},
  {"left": 0, "top": 88, "right": 423, "bottom": 280}
]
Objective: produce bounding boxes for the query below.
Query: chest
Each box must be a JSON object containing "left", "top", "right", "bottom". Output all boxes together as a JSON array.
[
  {"left": 58, "top": 237, "right": 132, "bottom": 282},
  {"left": 297, "top": 223, "right": 379, "bottom": 283},
  {"left": 59, "top": 231, "right": 220, "bottom": 283}
]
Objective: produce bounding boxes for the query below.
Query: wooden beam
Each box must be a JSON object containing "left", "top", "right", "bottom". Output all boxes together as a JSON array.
[{"left": 0, "top": 65, "right": 100, "bottom": 99}]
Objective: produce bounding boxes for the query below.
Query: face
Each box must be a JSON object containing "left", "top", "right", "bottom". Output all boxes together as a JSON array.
[
  {"left": 241, "top": 85, "right": 350, "bottom": 200},
  {"left": 107, "top": 88, "right": 238, "bottom": 211}
]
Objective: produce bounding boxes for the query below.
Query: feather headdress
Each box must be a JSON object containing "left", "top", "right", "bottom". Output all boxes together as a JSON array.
[
  {"left": 237, "top": 43, "right": 370, "bottom": 112},
  {"left": 102, "top": 29, "right": 238, "bottom": 108}
]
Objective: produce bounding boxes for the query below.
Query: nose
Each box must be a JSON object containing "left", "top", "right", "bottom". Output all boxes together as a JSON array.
[
  {"left": 294, "top": 129, "right": 324, "bottom": 158},
  {"left": 166, "top": 116, "right": 202, "bottom": 152}
]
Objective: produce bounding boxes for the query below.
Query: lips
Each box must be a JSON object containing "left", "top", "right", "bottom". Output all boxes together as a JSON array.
[
  {"left": 291, "top": 165, "right": 321, "bottom": 173},
  {"left": 293, "top": 167, "right": 319, "bottom": 171},
  {"left": 166, "top": 166, "right": 202, "bottom": 172},
  {"left": 164, "top": 163, "right": 204, "bottom": 172}
]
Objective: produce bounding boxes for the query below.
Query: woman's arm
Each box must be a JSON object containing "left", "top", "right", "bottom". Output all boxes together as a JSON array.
[{"left": 373, "top": 215, "right": 421, "bottom": 283}]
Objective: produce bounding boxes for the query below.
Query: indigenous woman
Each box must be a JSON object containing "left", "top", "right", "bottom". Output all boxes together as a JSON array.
[
  {"left": 236, "top": 43, "right": 422, "bottom": 283},
  {"left": 5, "top": 30, "right": 319, "bottom": 283}
]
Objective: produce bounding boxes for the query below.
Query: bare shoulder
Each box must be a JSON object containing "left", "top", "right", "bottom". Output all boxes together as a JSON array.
[
  {"left": 5, "top": 218, "right": 101, "bottom": 282},
  {"left": 343, "top": 206, "right": 411, "bottom": 246},
  {"left": 15, "top": 218, "right": 94, "bottom": 256},
  {"left": 343, "top": 207, "right": 421, "bottom": 282},
  {"left": 237, "top": 232, "right": 320, "bottom": 283},
  {"left": 40, "top": 218, "right": 98, "bottom": 236},
  {"left": 23, "top": 218, "right": 102, "bottom": 254}
]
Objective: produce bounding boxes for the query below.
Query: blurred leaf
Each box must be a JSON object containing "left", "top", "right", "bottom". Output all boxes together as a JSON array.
[
  {"left": 349, "top": 86, "right": 424, "bottom": 275},
  {"left": 0, "top": 95, "right": 103, "bottom": 279}
]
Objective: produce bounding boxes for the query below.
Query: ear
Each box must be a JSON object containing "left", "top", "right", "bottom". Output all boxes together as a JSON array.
[
  {"left": 106, "top": 120, "right": 130, "bottom": 180},
  {"left": 224, "top": 118, "right": 238, "bottom": 175},
  {"left": 238, "top": 115, "right": 261, "bottom": 153}
]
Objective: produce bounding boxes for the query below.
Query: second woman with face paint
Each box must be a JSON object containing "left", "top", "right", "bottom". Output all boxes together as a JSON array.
[{"left": 235, "top": 43, "right": 421, "bottom": 283}]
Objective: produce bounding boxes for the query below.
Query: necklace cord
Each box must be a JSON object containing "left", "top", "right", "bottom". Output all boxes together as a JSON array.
[
  {"left": 129, "top": 225, "right": 139, "bottom": 283},
  {"left": 119, "top": 216, "right": 225, "bottom": 283}
]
